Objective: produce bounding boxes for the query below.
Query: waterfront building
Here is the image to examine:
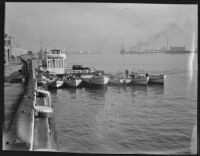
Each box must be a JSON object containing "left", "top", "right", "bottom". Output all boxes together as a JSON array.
[{"left": 4, "top": 33, "right": 27, "bottom": 64}]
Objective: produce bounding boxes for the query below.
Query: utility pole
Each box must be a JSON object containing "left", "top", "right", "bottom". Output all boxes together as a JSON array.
[
  {"left": 40, "top": 38, "right": 43, "bottom": 51},
  {"left": 165, "top": 28, "right": 169, "bottom": 50},
  {"left": 7, "top": 35, "right": 15, "bottom": 57}
]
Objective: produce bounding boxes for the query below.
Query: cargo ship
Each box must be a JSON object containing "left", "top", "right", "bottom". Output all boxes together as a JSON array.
[{"left": 165, "top": 46, "right": 191, "bottom": 54}]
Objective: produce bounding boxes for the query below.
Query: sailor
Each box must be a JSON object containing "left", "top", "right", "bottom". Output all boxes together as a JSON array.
[
  {"left": 46, "top": 71, "right": 50, "bottom": 78},
  {"left": 125, "top": 69, "right": 129, "bottom": 78},
  {"left": 131, "top": 71, "right": 135, "bottom": 78}
]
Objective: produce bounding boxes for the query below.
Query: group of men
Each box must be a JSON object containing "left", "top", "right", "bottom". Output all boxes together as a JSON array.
[{"left": 123, "top": 69, "right": 149, "bottom": 79}]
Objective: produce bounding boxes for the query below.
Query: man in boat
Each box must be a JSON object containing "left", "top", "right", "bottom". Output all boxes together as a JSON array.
[
  {"left": 125, "top": 69, "right": 129, "bottom": 78},
  {"left": 131, "top": 71, "right": 135, "bottom": 78}
]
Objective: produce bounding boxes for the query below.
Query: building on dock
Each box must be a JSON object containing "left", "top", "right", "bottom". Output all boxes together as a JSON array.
[
  {"left": 4, "top": 33, "right": 28, "bottom": 64},
  {"left": 44, "top": 49, "right": 67, "bottom": 75}
]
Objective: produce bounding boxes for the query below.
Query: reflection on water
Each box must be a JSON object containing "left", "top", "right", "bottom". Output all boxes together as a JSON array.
[
  {"left": 62, "top": 87, "right": 80, "bottom": 95},
  {"left": 131, "top": 85, "right": 148, "bottom": 96},
  {"left": 49, "top": 53, "right": 197, "bottom": 154},
  {"left": 147, "top": 85, "right": 164, "bottom": 96},
  {"left": 48, "top": 88, "right": 58, "bottom": 95},
  {"left": 85, "top": 86, "right": 108, "bottom": 97}
]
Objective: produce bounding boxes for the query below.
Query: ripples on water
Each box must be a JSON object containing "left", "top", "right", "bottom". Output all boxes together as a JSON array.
[
  {"left": 51, "top": 53, "right": 197, "bottom": 154},
  {"left": 5, "top": 53, "right": 196, "bottom": 154}
]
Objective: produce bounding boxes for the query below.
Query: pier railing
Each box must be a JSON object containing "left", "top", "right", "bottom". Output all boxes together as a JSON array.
[{"left": 4, "top": 55, "right": 58, "bottom": 151}]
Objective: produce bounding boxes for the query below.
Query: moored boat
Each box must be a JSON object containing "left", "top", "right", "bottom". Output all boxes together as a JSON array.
[
  {"left": 44, "top": 49, "right": 67, "bottom": 75},
  {"left": 109, "top": 76, "right": 131, "bottom": 86},
  {"left": 47, "top": 76, "right": 63, "bottom": 88},
  {"left": 81, "top": 70, "right": 110, "bottom": 86},
  {"left": 130, "top": 73, "right": 149, "bottom": 85},
  {"left": 85, "top": 75, "right": 110, "bottom": 85},
  {"left": 131, "top": 76, "right": 149, "bottom": 85},
  {"left": 84, "top": 75, "right": 110, "bottom": 86},
  {"left": 35, "top": 89, "right": 53, "bottom": 118},
  {"left": 149, "top": 74, "right": 166, "bottom": 84},
  {"left": 63, "top": 76, "right": 82, "bottom": 87}
]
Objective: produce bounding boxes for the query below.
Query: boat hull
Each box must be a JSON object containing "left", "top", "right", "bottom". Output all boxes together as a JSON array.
[
  {"left": 85, "top": 75, "right": 110, "bottom": 85},
  {"left": 131, "top": 76, "right": 149, "bottom": 85},
  {"left": 64, "top": 79, "right": 82, "bottom": 87},
  {"left": 37, "top": 80, "right": 47, "bottom": 86},
  {"left": 109, "top": 77, "right": 131, "bottom": 85},
  {"left": 149, "top": 75, "right": 165, "bottom": 84},
  {"left": 47, "top": 80, "right": 63, "bottom": 88}
]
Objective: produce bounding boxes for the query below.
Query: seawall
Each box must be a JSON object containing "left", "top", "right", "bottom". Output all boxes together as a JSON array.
[{"left": 3, "top": 57, "right": 58, "bottom": 151}]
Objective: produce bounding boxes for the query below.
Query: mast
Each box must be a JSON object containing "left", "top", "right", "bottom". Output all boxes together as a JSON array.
[
  {"left": 8, "top": 35, "right": 15, "bottom": 57},
  {"left": 166, "top": 35, "right": 168, "bottom": 50},
  {"left": 166, "top": 28, "right": 169, "bottom": 50},
  {"left": 40, "top": 38, "right": 43, "bottom": 51}
]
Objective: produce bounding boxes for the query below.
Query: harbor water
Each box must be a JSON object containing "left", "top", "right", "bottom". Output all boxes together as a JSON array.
[
  {"left": 4, "top": 52, "right": 197, "bottom": 153},
  {"left": 51, "top": 52, "right": 197, "bottom": 154}
]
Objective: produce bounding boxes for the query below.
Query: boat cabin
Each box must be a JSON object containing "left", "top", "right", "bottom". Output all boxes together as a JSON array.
[{"left": 45, "top": 49, "right": 66, "bottom": 75}]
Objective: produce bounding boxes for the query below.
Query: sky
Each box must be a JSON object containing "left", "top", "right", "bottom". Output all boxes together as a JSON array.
[{"left": 5, "top": 3, "right": 198, "bottom": 53}]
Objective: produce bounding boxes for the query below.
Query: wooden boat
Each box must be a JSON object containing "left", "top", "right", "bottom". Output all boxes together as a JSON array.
[
  {"left": 81, "top": 70, "right": 110, "bottom": 86},
  {"left": 148, "top": 74, "right": 166, "bottom": 84},
  {"left": 85, "top": 75, "right": 110, "bottom": 85},
  {"left": 85, "top": 75, "right": 109, "bottom": 85},
  {"left": 130, "top": 73, "right": 149, "bottom": 85},
  {"left": 63, "top": 76, "right": 82, "bottom": 87},
  {"left": 34, "top": 89, "right": 53, "bottom": 118},
  {"left": 47, "top": 76, "right": 63, "bottom": 88},
  {"left": 109, "top": 76, "right": 131, "bottom": 85}
]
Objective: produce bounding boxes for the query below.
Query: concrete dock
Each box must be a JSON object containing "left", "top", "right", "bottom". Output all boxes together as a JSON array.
[{"left": 3, "top": 56, "right": 58, "bottom": 151}]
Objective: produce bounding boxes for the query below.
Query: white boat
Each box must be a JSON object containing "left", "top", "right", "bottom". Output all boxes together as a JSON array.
[
  {"left": 109, "top": 76, "right": 131, "bottom": 85},
  {"left": 131, "top": 77, "right": 149, "bottom": 85},
  {"left": 130, "top": 73, "right": 149, "bottom": 85},
  {"left": 149, "top": 74, "right": 166, "bottom": 84},
  {"left": 64, "top": 76, "right": 82, "bottom": 87},
  {"left": 85, "top": 75, "right": 110, "bottom": 85},
  {"left": 47, "top": 77, "right": 63, "bottom": 88},
  {"left": 35, "top": 89, "right": 53, "bottom": 118},
  {"left": 124, "top": 78, "right": 132, "bottom": 84},
  {"left": 81, "top": 70, "right": 110, "bottom": 86}
]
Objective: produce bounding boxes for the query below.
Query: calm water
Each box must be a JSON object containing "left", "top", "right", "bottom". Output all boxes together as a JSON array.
[
  {"left": 4, "top": 53, "right": 197, "bottom": 154},
  {"left": 52, "top": 54, "right": 197, "bottom": 154},
  {"left": 51, "top": 53, "right": 197, "bottom": 154}
]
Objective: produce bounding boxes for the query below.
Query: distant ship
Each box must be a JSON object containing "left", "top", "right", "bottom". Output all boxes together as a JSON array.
[
  {"left": 163, "top": 34, "right": 192, "bottom": 54},
  {"left": 120, "top": 46, "right": 142, "bottom": 54},
  {"left": 120, "top": 47, "right": 160, "bottom": 54},
  {"left": 165, "top": 46, "right": 191, "bottom": 54},
  {"left": 120, "top": 46, "right": 194, "bottom": 54}
]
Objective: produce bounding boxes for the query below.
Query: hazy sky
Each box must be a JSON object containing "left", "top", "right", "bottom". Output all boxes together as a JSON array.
[{"left": 5, "top": 3, "right": 197, "bottom": 53}]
